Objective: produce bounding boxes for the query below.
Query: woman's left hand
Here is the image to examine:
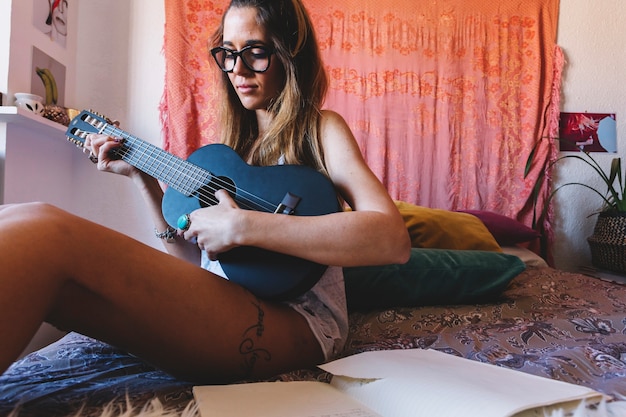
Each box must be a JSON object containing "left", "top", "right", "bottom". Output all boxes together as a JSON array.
[{"left": 180, "top": 189, "right": 241, "bottom": 260}]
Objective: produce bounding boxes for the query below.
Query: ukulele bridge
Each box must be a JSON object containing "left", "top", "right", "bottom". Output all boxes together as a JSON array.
[{"left": 274, "top": 192, "right": 301, "bottom": 215}]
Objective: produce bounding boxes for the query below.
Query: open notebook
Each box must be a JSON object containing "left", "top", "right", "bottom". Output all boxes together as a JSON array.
[{"left": 193, "top": 349, "right": 606, "bottom": 417}]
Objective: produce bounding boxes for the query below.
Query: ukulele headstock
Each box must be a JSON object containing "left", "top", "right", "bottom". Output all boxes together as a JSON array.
[{"left": 65, "top": 110, "right": 115, "bottom": 149}]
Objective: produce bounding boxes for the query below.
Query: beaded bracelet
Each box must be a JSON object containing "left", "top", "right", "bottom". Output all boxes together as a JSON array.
[{"left": 154, "top": 226, "right": 177, "bottom": 243}]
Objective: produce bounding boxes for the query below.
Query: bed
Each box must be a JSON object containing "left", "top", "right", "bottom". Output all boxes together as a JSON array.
[{"left": 2, "top": 206, "right": 626, "bottom": 417}]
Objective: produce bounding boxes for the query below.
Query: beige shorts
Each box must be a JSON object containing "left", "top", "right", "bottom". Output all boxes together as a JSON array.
[{"left": 284, "top": 265, "right": 348, "bottom": 361}]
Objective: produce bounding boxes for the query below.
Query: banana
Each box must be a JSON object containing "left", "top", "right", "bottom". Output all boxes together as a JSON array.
[
  {"left": 36, "top": 67, "right": 53, "bottom": 105},
  {"left": 42, "top": 68, "right": 58, "bottom": 105},
  {"left": 35, "top": 67, "right": 58, "bottom": 105}
]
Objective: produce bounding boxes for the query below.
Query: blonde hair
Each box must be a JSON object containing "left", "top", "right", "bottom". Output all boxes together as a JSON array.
[{"left": 209, "top": 0, "right": 329, "bottom": 176}]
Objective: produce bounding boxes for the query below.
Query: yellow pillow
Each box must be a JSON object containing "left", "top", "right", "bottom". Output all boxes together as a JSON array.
[{"left": 394, "top": 201, "right": 501, "bottom": 252}]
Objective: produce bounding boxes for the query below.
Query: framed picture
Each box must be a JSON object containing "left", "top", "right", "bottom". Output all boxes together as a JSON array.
[
  {"left": 30, "top": 47, "right": 66, "bottom": 106},
  {"left": 33, "top": 0, "right": 69, "bottom": 47},
  {"left": 559, "top": 112, "right": 617, "bottom": 153}
]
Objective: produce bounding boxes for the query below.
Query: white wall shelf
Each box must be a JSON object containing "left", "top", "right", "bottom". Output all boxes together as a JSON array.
[{"left": 0, "top": 105, "right": 66, "bottom": 138}]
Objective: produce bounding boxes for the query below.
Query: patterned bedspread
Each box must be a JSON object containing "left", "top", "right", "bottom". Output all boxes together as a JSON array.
[{"left": 2, "top": 265, "right": 626, "bottom": 416}]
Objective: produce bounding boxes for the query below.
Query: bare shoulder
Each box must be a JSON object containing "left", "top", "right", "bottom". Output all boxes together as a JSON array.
[
  {"left": 320, "top": 109, "right": 345, "bottom": 123},
  {"left": 319, "top": 110, "right": 350, "bottom": 135},
  {"left": 318, "top": 110, "right": 361, "bottom": 157}
]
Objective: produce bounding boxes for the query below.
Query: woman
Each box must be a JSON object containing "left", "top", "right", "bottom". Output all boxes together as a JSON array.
[{"left": 0, "top": 0, "right": 410, "bottom": 383}]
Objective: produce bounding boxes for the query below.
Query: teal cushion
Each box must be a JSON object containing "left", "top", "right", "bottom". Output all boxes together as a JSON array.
[{"left": 343, "top": 248, "right": 526, "bottom": 311}]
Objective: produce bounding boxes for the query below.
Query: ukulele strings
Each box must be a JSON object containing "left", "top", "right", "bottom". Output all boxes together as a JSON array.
[{"left": 102, "top": 125, "right": 279, "bottom": 213}]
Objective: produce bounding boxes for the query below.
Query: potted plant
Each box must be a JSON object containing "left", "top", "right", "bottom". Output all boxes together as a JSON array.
[{"left": 525, "top": 138, "right": 626, "bottom": 273}]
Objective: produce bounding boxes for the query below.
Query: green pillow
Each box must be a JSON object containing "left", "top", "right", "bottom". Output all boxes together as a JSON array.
[{"left": 343, "top": 248, "right": 526, "bottom": 311}]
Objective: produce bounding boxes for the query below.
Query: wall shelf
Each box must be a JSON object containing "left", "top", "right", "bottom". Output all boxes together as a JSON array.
[{"left": 0, "top": 106, "right": 66, "bottom": 138}]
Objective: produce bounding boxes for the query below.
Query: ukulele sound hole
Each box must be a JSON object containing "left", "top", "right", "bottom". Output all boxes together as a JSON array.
[{"left": 197, "top": 176, "right": 236, "bottom": 208}]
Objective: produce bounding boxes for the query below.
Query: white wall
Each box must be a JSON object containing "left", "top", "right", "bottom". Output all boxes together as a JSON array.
[
  {"left": 0, "top": 0, "right": 9, "bottom": 201},
  {"left": 553, "top": 1, "right": 626, "bottom": 271},
  {"left": 0, "top": 1, "right": 11, "bottom": 98},
  {"left": 69, "top": 0, "right": 165, "bottom": 246}
]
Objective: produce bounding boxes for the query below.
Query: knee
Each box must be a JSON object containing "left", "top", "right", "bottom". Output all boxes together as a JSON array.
[
  {"left": 1, "top": 201, "right": 61, "bottom": 216},
  {"left": 0, "top": 202, "right": 70, "bottom": 231}
]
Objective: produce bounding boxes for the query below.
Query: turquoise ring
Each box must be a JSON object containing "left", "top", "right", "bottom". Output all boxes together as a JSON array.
[{"left": 177, "top": 213, "right": 191, "bottom": 232}]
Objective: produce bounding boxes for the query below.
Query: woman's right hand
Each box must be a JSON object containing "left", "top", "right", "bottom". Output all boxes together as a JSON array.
[{"left": 84, "top": 133, "right": 138, "bottom": 178}]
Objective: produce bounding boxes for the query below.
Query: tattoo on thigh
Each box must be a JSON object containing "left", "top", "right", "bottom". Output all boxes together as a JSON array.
[{"left": 239, "top": 301, "right": 271, "bottom": 375}]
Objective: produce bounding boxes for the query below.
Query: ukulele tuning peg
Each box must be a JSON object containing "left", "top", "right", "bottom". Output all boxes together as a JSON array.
[
  {"left": 66, "top": 137, "right": 81, "bottom": 146},
  {"left": 88, "top": 109, "right": 116, "bottom": 126}
]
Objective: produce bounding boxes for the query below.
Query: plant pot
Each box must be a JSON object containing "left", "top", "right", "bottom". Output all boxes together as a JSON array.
[{"left": 587, "top": 211, "right": 626, "bottom": 274}]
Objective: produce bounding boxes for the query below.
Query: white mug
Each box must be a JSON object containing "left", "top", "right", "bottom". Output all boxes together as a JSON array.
[{"left": 14, "top": 93, "right": 45, "bottom": 116}]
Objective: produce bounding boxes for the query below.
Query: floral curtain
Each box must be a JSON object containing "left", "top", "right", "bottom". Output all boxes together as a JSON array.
[{"left": 160, "top": 0, "right": 561, "bottom": 250}]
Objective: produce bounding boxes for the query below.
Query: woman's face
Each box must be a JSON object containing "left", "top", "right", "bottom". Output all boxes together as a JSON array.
[{"left": 221, "top": 7, "right": 285, "bottom": 111}]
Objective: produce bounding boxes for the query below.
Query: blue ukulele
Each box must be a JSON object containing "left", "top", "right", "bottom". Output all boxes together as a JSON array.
[{"left": 66, "top": 110, "right": 341, "bottom": 300}]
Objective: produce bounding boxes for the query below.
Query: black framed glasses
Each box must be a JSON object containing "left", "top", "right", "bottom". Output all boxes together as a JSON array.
[{"left": 210, "top": 45, "right": 274, "bottom": 73}]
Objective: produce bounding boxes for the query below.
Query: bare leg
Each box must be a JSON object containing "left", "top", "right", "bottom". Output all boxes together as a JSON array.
[{"left": 0, "top": 203, "right": 323, "bottom": 382}]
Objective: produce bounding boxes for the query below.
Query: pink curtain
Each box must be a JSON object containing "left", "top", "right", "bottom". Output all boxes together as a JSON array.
[{"left": 160, "top": 0, "right": 561, "bottom": 252}]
